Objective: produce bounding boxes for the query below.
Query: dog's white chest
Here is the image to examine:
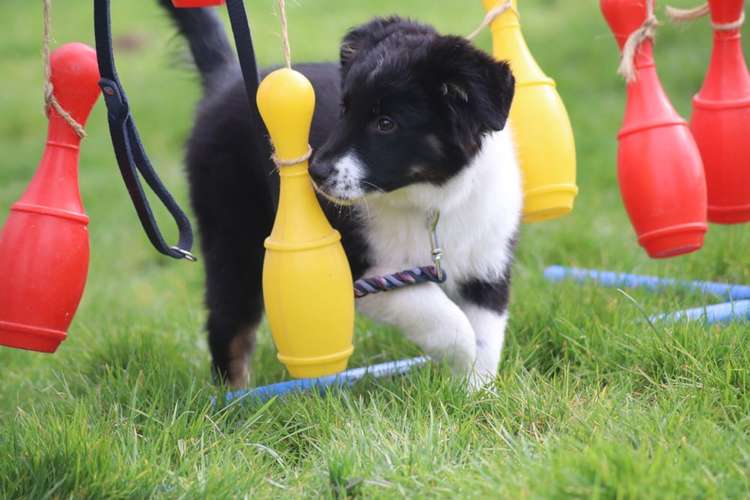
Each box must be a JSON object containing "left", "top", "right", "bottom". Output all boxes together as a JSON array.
[{"left": 360, "top": 129, "right": 522, "bottom": 295}]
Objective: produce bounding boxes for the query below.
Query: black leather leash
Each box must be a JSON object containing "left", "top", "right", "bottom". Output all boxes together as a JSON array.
[
  {"left": 93, "top": 0, "right": 263, "bottom": 261},
  {"left": 94, "top": 0, "right": 196, "bottom": 261},
  {"left": 225, "top": 0, "right": 261, "bottom": 108}
]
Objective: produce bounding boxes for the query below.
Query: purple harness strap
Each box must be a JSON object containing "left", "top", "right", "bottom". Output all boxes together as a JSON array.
[{"left": 354, "top": 265, "right": 447, "bottom": 299}]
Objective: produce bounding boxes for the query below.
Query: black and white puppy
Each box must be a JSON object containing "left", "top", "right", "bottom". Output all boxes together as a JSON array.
[{"left": 160, "top": 3, "right": 522, "bottom": 390}]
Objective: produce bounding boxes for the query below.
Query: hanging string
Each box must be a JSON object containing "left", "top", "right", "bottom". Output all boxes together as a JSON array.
[
  {"left": 277, "top": 0, "right": 292, "bottom": 69},
  {"left": 666, "top": 3, "right": 745, "bottom": 30},
  {"left": 466, "top": 1, "right": 514, "bottom": 41},
  {"left": 268, "top": 0, "right": 312, "bottom": 166},
  {"left": 42, "top": 0, "right": 86, "bottom": 138},
  {"left": 666, "top": 3, "right": 710, "bottom": 20},
  {"left": 618, "top": 0, "right": 659, "bottom": 82}
]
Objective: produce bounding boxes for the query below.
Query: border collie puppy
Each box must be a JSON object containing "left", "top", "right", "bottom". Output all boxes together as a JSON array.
[{"left": 160, "top": 3, "right": 522, "bottom": 390}]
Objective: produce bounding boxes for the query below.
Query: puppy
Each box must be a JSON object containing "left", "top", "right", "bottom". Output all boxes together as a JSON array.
[{"left": 159, "top": 3, "right": 522, "bottom": 390}]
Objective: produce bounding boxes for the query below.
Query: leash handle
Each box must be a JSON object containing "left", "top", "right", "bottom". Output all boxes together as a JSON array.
[{"left": 94, "top": 0, "right": 195, "bottom": 261}]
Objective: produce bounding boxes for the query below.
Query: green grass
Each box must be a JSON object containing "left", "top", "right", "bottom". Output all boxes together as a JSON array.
[{"left": 2, "top": 0, "right": 750, "bottom": 497}]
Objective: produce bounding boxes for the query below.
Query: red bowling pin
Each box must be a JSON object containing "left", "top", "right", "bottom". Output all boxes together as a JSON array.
[
  {"left": 0, "top": 43, "right": 100, "bottom": 353},
  {"left": 601, "top": 0, "right": 708, "bottom": 258},
  {"left": 690, "top": 0, "right": 750, "bottom": 224}
]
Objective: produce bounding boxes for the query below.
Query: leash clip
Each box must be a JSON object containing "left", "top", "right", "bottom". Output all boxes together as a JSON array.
[
  {"left": 427, "top": 209, "right": 444, "bottom": 281},
  {"left": 170, "top": 246, "right": 198, "bottom": 262}
]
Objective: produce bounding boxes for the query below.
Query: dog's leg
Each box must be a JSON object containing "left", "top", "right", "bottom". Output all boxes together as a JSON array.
[
  {"left": 201, "top": 217, "right": 266, "bottom": 389},
  {"left": 461, "top": 305, "right": 508, "bottom": 390},
  {"left": 206, "top": 312, "right": 261, "bottom": 389},
  {"left": 458, "top": 276, "right": 512, "bottom": 390},
  {"left": 357, "top": 280, "right": 477, "bottom": 381}
]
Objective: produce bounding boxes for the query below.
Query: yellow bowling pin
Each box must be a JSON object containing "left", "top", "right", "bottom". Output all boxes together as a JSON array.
[
  {"left": 482, "top": 0, "right": 578, "bottom": 223},
  {"left": 257, "top": 68, "right": 355, "bottom": 378}
]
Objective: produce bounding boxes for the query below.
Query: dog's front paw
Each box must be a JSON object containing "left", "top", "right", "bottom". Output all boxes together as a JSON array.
[
  {"left": 466, "top": 366, "right": 498, "bottom": 393},
  {"left": 444, "top": 340, "right": 477, "bottom": 378}
]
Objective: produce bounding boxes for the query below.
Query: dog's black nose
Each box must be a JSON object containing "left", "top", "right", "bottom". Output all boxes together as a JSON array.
[{"left": 309, "top": 161, "right": 334, "bottom": 184}]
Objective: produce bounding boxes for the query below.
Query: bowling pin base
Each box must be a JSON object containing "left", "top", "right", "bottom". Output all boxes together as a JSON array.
[
  {"left": 638, "top": 222, "right": 707, "bottom": 259},
  {"left": 522, "top": 184, "right": 578, "bottom": 223},
  {"left": 278, "top": 345, "right": 354, "bottom": 379},
  {"left": 708, "top": 204, "right": 750, "bottom": 225},
  {"left": 693, "top": 96, "right": 750, "bottom": 225},
  {"left": 0, "top": 320, "right": 66, "bottom": 353}
]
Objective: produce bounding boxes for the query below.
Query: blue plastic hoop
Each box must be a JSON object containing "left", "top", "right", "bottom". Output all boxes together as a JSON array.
[
  {"left": 544, "top": 265, "right": 750, "bottom": 301},
  {"left": 220, "top": 356, "right": 428, "bottom": 405}
]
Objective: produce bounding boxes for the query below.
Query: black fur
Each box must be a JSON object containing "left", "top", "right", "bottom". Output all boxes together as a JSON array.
[
  {"left": 158, "top": 5, "right": 515, "bottom": 385},
  {"left": 459, "top": 276, "right": 511, "bottom": 312},
  {"left": 458, "top": 234, "right": 517, "bottom": 312},
  {"left": 157, "top": 0, "right": 234, "bottom": 88}
]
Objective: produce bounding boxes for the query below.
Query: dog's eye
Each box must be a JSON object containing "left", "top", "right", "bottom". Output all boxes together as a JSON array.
[{"left": 375, "top": 116, "right": 396, "bottom": 134}]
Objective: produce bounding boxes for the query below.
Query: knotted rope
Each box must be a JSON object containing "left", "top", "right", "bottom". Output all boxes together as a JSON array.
[
  {"left": 354, "top": 266, "right": 447, "bottom": 299},
  {"left": 666, "top": 2, "right": 746, "bottom": 30},
  {"left": 466, "top": 1, "right": 514, "bottom": 41},
  {"left": 270, "top": 0, "right": 311, "bottom": 167},
  {"left": 618, "top": 0, "right": 659, "bottom": 82},
  {"left": 42, "top": 0, "right": 86, "bottom": 138},
  {"left": 271, "top": 145, "right": 313, "bottom": 167}
]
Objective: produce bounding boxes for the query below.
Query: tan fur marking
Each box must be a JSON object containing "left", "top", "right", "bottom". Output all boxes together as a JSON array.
[{"left": 227, "top": 327, "right": 256, "bottom": 389}]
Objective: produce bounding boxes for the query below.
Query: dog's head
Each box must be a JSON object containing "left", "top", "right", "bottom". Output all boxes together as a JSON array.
[{"left": 310, "top": 17, "right": 515, "bottom": 204}]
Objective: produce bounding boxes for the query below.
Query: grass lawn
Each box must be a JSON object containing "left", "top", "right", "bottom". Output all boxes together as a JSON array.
[{"left": 2, "top": 0, "right": 750, "bottom": 497}]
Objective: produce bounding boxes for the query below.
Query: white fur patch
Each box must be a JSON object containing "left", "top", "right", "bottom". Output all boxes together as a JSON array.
[
  {"left": 462, "top": 305, "right": 508, "bottom": 389},
  {"left": 356, "top": 280, "right": 477, "bottom": 375},
  {"left": 358, "top": 128, "right": 522, "bottom": 297},
  {"left": 329, "top": 151, "right": 366, "bottom": 200}
]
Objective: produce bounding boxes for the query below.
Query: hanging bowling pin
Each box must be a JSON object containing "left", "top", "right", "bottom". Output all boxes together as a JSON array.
[
  {"left": 0, "top": 43, "right": 100, "bottom": 352},
  {"left": 256, "top": 68, "right": 355, "bottom": 379},
  {"left": 690, "top": 0, "right": 750, "bottom": 224},
  {"left": 601, "top": 0, "right": 708, "bottom": 258},
  {"left": 482, "top": 0, "right": 578, "bottom": 223}
]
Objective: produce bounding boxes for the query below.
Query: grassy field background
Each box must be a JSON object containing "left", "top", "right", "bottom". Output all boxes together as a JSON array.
[{"left": 2, "top": 0, "right": 750, "bottom": 497}]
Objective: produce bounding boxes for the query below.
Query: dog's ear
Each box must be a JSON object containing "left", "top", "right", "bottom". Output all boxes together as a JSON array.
[
  {"left": 339, "top": 36, "right": 360, "bottom": 73},
  {"left": 426, "top": 36, "right": 515, "bottom": 149},
  {"left": 340, "top": 17, "right": 409, "bottom": 77}
]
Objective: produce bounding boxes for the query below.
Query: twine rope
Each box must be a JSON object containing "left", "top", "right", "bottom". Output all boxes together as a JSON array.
[
  {"left": 271, "top": 145, "right": 312, "bottom": 167},
  {"left": 618, "top": 0, "right": 659, "bottom": 82},
  {"left": 277, "top": 0, "right": 292, "bottom": 69},
  {"left": 666, "top": 3, "right": 745, "bottom": 30},
  {"left": 466, "top": 1, "right": 514, "bottom": 41},
  {"left": 269, "top": 1, "right": 311, "bottom": 166},
  {"left": 42, "top": 0, "right": 86, "bottom": 138}
]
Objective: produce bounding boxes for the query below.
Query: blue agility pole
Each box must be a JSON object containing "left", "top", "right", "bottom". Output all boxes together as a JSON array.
[
  {"left": 544, "top": 265, "right": 750, "bottom": 301},
  {"left": 650, "top": 300, "right": 750, "bottom": 325},
  {"left": 221, "top": 357, "right": 428, "bottom": 405}
]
